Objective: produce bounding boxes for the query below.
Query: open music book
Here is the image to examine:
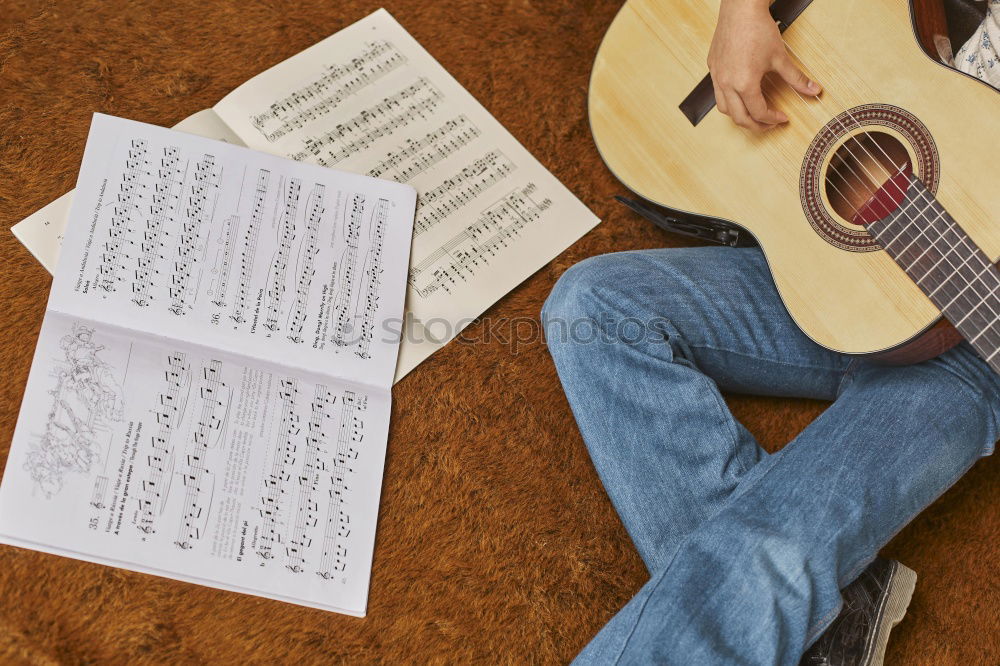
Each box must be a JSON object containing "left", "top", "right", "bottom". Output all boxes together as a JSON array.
[
  {"left": 12, "top": 8, "right": 601, "bottom": 382},
  {"left": 0, "top": 113, "right": 417, "bottom": 615}
]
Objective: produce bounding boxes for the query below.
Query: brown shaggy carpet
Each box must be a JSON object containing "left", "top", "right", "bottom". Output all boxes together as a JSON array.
[{"left": 0, "top": 1, "right": 996, "bottom": 663}]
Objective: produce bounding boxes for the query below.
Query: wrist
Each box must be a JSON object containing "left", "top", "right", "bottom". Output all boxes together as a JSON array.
[{"left": 720, "top": 0, "right": 772, "bottom": 15}]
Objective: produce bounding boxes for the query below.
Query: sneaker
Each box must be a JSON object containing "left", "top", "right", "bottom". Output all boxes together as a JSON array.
[{"left": 800, "top": 558, "right": 917, "bottom": 666}]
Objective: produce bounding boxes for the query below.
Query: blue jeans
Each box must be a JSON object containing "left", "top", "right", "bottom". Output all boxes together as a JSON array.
[{"left": 541, "top": 247, "right": 999, "bottom": 665}]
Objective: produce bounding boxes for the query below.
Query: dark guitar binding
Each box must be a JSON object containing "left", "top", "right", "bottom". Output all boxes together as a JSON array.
[{"left": 614, "top": 196, "right": 757, "bottom": 248}]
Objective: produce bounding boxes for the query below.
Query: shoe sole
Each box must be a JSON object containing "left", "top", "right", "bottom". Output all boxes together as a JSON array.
[{"left": 865, "top": 561, "right": 917, "bottom": 666}]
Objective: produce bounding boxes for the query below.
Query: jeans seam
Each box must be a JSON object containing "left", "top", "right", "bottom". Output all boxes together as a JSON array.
[
  {"left": 585, "top": 283, "right": 847, "bottom": 379},
  {"left": 704, "top": 373, "right": 752, "bottom": 477},
  {"left": 690, "top": 342, "right": 850, "bottom": 377},
  {"left": 834, "top": 359, "right": 861, "bottom": 397}
]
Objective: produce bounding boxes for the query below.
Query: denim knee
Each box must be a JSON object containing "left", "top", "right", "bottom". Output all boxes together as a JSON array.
[
  {"left": 542, "top": 252, "right": 669, "bottom": 323},
  {"left": 543, "top": 255, "right": 609, "bottom": 326},
  {"left": 542, "top": 251, "right": 689, "bottom": 360}
]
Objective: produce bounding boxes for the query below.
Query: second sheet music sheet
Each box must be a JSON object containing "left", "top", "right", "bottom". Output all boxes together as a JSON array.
[{"left": 12, "top": 8, "right": 601, "bottom": 380}]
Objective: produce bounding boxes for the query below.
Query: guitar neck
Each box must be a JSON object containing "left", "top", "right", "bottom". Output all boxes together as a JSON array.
[{"left": 866, "top": 174, "right": 1000, "bottom": 373}]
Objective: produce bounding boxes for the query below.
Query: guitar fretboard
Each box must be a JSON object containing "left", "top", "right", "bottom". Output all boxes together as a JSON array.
[{"left": 866, "top": 173, "right": 1000, "bottom": 373}]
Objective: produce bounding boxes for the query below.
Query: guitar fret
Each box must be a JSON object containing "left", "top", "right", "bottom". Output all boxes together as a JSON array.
[
  {"left": 873, "top": 185, "right": 998, "bottom": 301},
  {"left": 952, "top": 302, "right": 999, "bottom": 344},
  {"left": 871, "top": 194, "right": 939, "bottom": 249},
  {"left": 955, "top": 280, "right": 1000, "bottom": 327},
  {"left": 934, "top": 261, "right": 997, "bottom": 305},
  {"left": 866, "top": 173, "right": 1000, "bottom": 372},
  {"left": 877, "top": 197, "right": 979, "bottom": 292},
  {"left": 967, "top": 315, "right": 1000, "bottom": 344}
]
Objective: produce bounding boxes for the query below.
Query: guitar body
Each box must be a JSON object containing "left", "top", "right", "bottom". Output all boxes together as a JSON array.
[{"left": 589, "top": 0, "right": 1000, "bottom": 358}]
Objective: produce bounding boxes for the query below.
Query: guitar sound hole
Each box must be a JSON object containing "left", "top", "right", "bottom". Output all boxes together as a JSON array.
[{"left": 824, "top": 131, "right": 911, "bottom": 227}]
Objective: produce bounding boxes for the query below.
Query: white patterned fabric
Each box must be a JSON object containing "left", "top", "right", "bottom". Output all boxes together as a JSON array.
[{"left": 955, "top": 0, "right": 1000, "bottom": 87}]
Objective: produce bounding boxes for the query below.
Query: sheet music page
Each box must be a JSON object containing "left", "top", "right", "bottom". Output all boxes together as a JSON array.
[
  {"left": 0, "top": 313, "right": 388, "bottom": 615},
  {"left": 212, "top": 8, "right": 600, "bottom": 379},
  {"left": 11, "top": 109, "right": 246, "bottom": 274},
  {"left": 49, "top": 113, "right": 417, "bottom": 389}
]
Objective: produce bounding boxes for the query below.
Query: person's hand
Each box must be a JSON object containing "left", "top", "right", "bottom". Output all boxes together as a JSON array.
[{"left": 707, "top": 0, "right": 821, "bottom": 131}]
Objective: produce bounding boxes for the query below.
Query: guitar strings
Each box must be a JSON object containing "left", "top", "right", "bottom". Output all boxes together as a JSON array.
[
  {"left": 752, "top": 83, "right": 879, "bottom": 225},
  {"left": 770, "top": 75, "right": 1000, "bottom": 355},
  {"left": 780, "top": 37, "right": 1000, "bottom": 315},
  {"left": 779, "top": 35, "right": 1000, "bottom": 347},
  {"left": 760, "top": 43, "right": 1000, "bottom": 353},
  {"left": 776, "top": 38, "right": 1000, "bottom": 352}
]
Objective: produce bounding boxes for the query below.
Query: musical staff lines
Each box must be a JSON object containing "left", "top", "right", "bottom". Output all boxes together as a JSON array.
[
  {"left": 287, "top": 185, "right": 325, "bottom": 343},
  {"left": 90, "top": 475, "right": 109, "bottom": 509},
  {"left": 175, "top": 360, "right": 229, "bottom": 550},
  {"left": 133, "top": 146, "right": 184, "bottom": 307},
  {"left": 257, "top": 379, "right": 300, "bottom": 560},
  {"left": 98, "top": 139, "right": 148, "bottom": 292},
  {"left": 250, "top": 40, "right": 407, "bottom": 142},
  {"left": 139, "top": 352, "right": 190, "bottom": 534},
  {"left": 366, "top": 114, "right": 481, "bottom": 183},
  {"left": 170, "top": 155, "right": 221, "bottom": 315},
  {"left": 413, "top": 150, "right": 515, "bottom": 237},
  {"left": 211, "top": 213, "right": 240, "bottom": 307},
  {"left": 286, "top": 385, "right": 334, "bottom": 573},
  {"left": 332, "top": 195, "right": 364, "bottom": 347},
  {"left": 409, "top": 182, "right": 551, "bottom": 298},
  {"left": 264, "top": 178, "right": 302, "bottom": 332},
  {"left": 290, "top": 78, "right": 444, "bottom": 167},
  {"left": 354, "top": 199, "right": 388, "bottom": 359},
  {"left": 317, "top": 390, "right": 363, "bottom": 579},
  {"left": 232, "top": 170, "right": 270, "bottom": 323}
]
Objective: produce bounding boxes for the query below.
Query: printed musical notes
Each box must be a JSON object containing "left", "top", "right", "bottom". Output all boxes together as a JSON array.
[
  {"left": 211, "top": 213, "right": 240, "bottom": 307},
  {"left": 289, "top": 78, "right": 444, "bottom": 166},
  {"left": 355, "top": 199, "right": 388, "bottom": 359},
  {"left": 1, "top": 5, "right": 602, "bottom": 615},
  {"left": 251, "top": 40, "right": 407, "bottom": 142},
  {"left": 205, "top": 8, "right": 601, "bottom": 383},
  {"left": 98, "top": 139, "right": 148, "bottom": 292},
  {"left": 8, "top": 106, "right": 416, "bottom": 617},
  {"left": 133, "top": 146, "right": 183, "bottom": 307},
  {"left": 318, "top": 390, "right": 363, "bottom": 579},
  {"left": 409, "top": 183, "right": 550, "bottom": 298},
  {"left": 366, "top": 114, "right": 481, "bottom": 183},
  {"left": 232, "top": 170, "right": 270, "bottom": 323},
  {"left": 54, "top": 113, "right": 414, "bottom": 397},
  {"left": 263, "top": 178, "right": 301, "bottom": 331},
  {"left": 332, "top": 194, "right": 364, "bottom": 347},
  {"left": 287, "top": 184, "right": 325, "bottom": 343},
  {"left": 412, "top": 150, "right": 515, "bottom": 236},
  {"left": 175, "top": 360, "right": 229, "bottom": 549},
  {"left": 139, "top": 352, "right": 190, "bottom": 534},
  {"left": 169, "top": 155, "right": 221, "bottom": 315},
  {"left": 257, "top": 379, "right": 299, "bottom": 560},
  {"left": 286, "top": 385, "right": 333, "bottom": 573}
]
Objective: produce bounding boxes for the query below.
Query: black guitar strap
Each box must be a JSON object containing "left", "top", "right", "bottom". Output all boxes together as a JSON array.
[{"left": 615, "top": 196, "right": 757, "bottom": 248}]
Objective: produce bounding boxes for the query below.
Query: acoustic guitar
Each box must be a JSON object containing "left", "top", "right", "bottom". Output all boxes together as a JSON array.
[{"left": 589, "top": 0, "right": 1000, "bottom": 370}]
